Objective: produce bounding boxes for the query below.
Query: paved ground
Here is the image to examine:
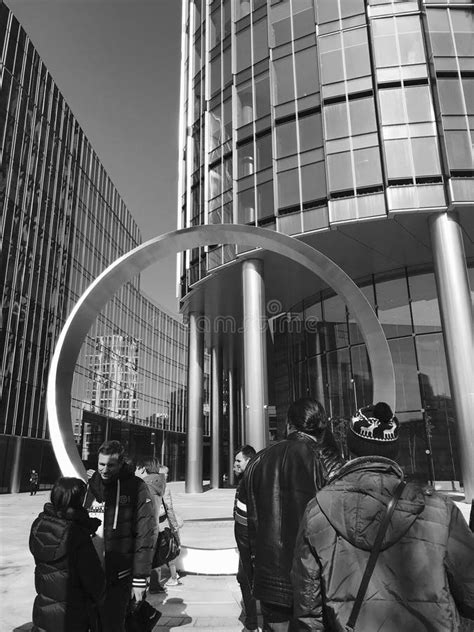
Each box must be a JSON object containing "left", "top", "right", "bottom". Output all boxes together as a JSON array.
[{"left": 0, "top": 482, "right": 471, "bottom": 631}]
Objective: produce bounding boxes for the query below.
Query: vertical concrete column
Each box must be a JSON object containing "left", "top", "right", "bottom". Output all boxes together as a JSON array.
[
  {"left": 228, "top": 360, "right": 236, "bottom": 487},
  {"left": 185, "top": 312, "right": 204, "bottom": 493},
  {"left": 210, "top": 345, "right": 221, "bottom": 489},
  {"left": 242, "top": 259, "right": 269, "bottom": 451},
  {"left": 429, "top": 212, "right": 474, "bottom": 501},
  {"left": 10, "top": 436, "right": 22, "bottom": 493}
]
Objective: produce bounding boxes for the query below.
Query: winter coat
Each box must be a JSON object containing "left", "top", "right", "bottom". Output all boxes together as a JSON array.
[
  {"left": 142, "top": 472, "right": 166, "bottom": 538},
  {"left": 240, "top": 430, "right": 343, "bottom": 607},
  {"left": 291, "top": 456, "right": 474, "bottom": 631},
  {"left": 29, "top": 504, "right": 105, "bottom": 632},
  {"left": 83, "top": 464, "right": 157, "bottom": 590}
]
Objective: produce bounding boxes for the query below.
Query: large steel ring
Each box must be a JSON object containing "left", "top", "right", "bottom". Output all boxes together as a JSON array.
[{"left": 47, "top": 224, "right": 395, "bottom": 478}]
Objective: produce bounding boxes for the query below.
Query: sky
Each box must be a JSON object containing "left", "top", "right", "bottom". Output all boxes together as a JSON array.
[{"left": 6, "top": 0, "right": 183, "bottom": 314}]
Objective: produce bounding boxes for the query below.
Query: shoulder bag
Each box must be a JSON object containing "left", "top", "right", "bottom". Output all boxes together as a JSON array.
[
  {"left": 153, "top": 501, "right": 181, "bottom": 568},
  {"left": 345, "top": 479, "right": 406, "bottom": 632}
]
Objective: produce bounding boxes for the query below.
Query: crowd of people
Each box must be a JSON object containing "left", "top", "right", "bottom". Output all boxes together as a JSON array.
[
  {"left": 233, "top": 397, "right": 474, "bottom": 632},
  {"left": 27, "top": 396, "right": 474, "bottom": 631}
]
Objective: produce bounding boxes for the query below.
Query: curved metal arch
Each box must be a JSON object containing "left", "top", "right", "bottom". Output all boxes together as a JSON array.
[{"left": 47, "top": 224, "right": 395, "bottom": 479}]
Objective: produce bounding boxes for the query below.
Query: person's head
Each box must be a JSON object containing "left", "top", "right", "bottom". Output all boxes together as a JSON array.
[
  {"left": 233, "top": 445, "right": 256, "bottom": 478},
  {"left": 97, "top": 440, "right": 125, "bottom": 482},
  {"left": 287, "top": 398, "right": 328, "bottom": 439},
  {"left": 159, "top": 465, "right": 169, "bottom": 479},
  {"left": 347, "top": 402, "right": 399, "bottom": 460},
  {"left": 50, "top": 477, "right": 86, "bottom": 515},
  {"left": 135, "top": 457, "right": 161, "bottom": 479}
]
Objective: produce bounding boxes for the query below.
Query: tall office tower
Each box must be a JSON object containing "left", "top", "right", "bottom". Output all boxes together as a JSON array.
[
  {"left": 178, "top": 0, "right": 474, "bottom": 493},
  {"left": 0, "top": 5, "right": 188, "bottom": 492}
]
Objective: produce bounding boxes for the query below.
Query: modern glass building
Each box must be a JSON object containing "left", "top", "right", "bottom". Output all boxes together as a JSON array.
[
  {"left": 177, "top": 0, "right": 474, "bottom": 496},
  {"left": 0, "top": 5, "right": 188, "bottom": 492}
]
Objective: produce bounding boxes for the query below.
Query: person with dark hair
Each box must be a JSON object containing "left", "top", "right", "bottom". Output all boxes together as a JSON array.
[
  {"left": 233, "top": 445, "right": 258, "bottom": 631},
  {"left": 84, "top": 440, "right": 157, "bottom": 632},
  {"left": 292, "top": 402, "right": 474, "bottom": 631},
  {"left": 29, "top": 477, "right": 105, "bottom": 631},
  {"left": 240, "top": 398, "right": 343, "bottom": 631},
  {"left": 135, "top": 457, "right": 167, "bottom": 593}
]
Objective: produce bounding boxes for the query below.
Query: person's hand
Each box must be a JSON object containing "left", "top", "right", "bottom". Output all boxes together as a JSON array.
[
  {"left": 132, "top": 586, "right": 146, "bottom": 602},
  {"left": 86, "top": 469, "right": 95, "bottom": 480}
]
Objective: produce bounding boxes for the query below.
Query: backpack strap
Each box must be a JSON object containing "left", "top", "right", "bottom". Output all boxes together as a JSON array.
[{"left": 345, "top": 479, "right": 406, "bottom": 631}]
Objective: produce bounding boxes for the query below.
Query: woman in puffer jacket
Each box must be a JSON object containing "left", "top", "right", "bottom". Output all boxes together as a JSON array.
[{"left": 29, "top": 477, "right": 105, "bottom": 632}]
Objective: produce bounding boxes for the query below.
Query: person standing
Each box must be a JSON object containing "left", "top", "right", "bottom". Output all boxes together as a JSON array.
[
  {"left": 29, "top": 469, "right": 39, "bottom": 495},
  {"left": 233, "top": 445, "right": 258, "bottom": 632},
  {"left": 29, "top": 477, "right": 105, "bottom": 632},
  {"left": 291, "top": 402, "right": 474, "bottom": 631},
  {"left": 241, "top": 398, "right": 343, "bottom": 631},
  {"left": 159, "top": 464, "right": 182, "bottom": 586},
  {"left": 84, "top": 440, "right": 157, "bottom": 632}
]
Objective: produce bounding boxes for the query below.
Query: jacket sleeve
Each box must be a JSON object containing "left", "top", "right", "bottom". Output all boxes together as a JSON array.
[
  {"left": 291, "top": 502, "right": 325, "bottom": 631},
  {"left": 132, "top": 479, "right": 158, "bottom": 585},
  {"left": 239, "top": 466, "right": 256, "bottom": 567},
  {"left": 76, "top": 533, "right": 106, "bottom": 605},
  {"left": 445, "top": 501, "right": 474, "bottom": 620},
  {"left": 316, "top": 428, "right": 344, "bottom": 483},
  {"left": 164, "top": 488, "right": 179, "bottom": 532}
]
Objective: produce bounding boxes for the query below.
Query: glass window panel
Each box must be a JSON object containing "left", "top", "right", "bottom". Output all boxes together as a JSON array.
[
  {"left": 293, "top": 361, "right": 307, "bottom": 399},
  {"left": 295, "top": 47, "right": 319, "bottom": 98},
  {"left": 279, "top": 210, "right": 302, "bottom": 234},
  {"left": 223, "top": 0, "right": 231, "bottom": 37},
  {"left": 210, "top": 6, "right": 221, "bottom": 49},
  {"left": 354, "top": 146, "right": 382, "bottom": 187},
  {"left": 444, "top": 130, "right": 472, "bottom": 170},
  {"left": 344, "top": 28, "right": 371, "bottom": 80},
  {"left": 257, "top": 180, "right": 274, "bottom": 219},
  {"left": 236, "top": 27, "right": 251, "bottom": 72},
  {"left": 351, "top": 345, "right": 373, "bottom": 414},
  {"left": 409, "top": 272, "right": 441, "bottom": 334},
  {"left": 269, "top": 0, "right": 291, "bottom": 47},
  {"left": 350, "top": 98, "right": 377, "bottom": 135},
  {"left": 276, "top": 119, "right": 297, "bottom": 157},
  {"left": 210, "top": 54, "right": 221, "bottom": 96},
  {"left": 208, "top": 163, "right": 222, "bottom": 198},
  {"left": 253, "top": 18, "right": 268, "bottom": 64},
  {"left": 451, "top": 8, "right": 474, "bottom": 57},
  {"left": 412, "top": 137, "right": 441, "bottom": 176},
  {"left": 379, "top": 89, "right": 405, "bottom": 125},
  {"left": 376, "top": 276, "right": 412, "bottom": 338},
  {"left": 372, "top": 18, "right": 398, "bottom": 68},
  {"left": 293, "top": 6, "right": 315, "bottom": 41},
  {"left": 301, "top": 162, "right": 326, "bottom": 202},
  {"left": 398, "top": 16, "right": 425, "bottom": 65},
  {"left": 323, "top": 294, "right": 348, "bottom": 350},
  {"left": 406, "top": 86, "right": 434, "bottom": 123},
  {"left": 273, "top": 55, "right": 295, "bottom": 105},
  {"left": 319, "top": 34, "right": 344, "bottom": 84},
  {"left": 255, "top": 73, "right": 271, "bottom": 119},
  {"left": 307, "top": 355, "right": 326, "bottom": 406},
  {"left": 256, "top": 133, "right": 272, "bottom": 171},
  {"left": 326, "top": 348, "right": 352, "bottom": 419},
  {"left": 304, "top": 300, "right": 323, "bottom": 357},
  {"left": 237, "top": 187, "right": 255, "bottom": 223},
  {"left": 223, "top": 97, "right": 232, "bottom": 141},
  {"left": 299, "top": 112, "right": 323, "bottom": 152},
  {"left": 316, "top": 0, "right": 339, "bottom": 25},
  {"left": 327, "top": 152, "right": 353, "bottom": 192},
  {"left": 277, "top": 168, "right": 300, "bottom": 208},
  {"left": 427, "top": 8, "right": 455, "bottom": 58},
  {"left": 384, "top": 139, "right": 412, "bottom": 178},
  {"left": 348, "top": 283, "right": 375, "bottom": 344},
  {"left": 238, "top": 141, "right": 255, "bottom": 177},
  {"left": 223, "top": 156, "right": 232, "bottom": 191},
  {"left": 237, "top": 81, "right": 254, "bottom": 127},
  {"left": 235, "top": 0, "right": 251, "bottom": 21},
  {"left": 324, "top": 102, "right": 349, "bottom": 140},
  {"left": 389, "top": 337, "right": 422, "bottom": 411},
  {"left": 223, "top": 46, "right": 232, "bottom": 87},
  {"left": 437, "top": 78, "right": 465, "bottom": 115}
]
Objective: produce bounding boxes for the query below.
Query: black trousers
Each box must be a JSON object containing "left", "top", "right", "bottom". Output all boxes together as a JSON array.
[{"left": 97, "top": 577, "right": 132, "bottom": 632}]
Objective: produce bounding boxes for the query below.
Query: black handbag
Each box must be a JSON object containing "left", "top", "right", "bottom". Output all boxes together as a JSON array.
[
  {"left": 153, "top": 501, "right": 181, "bottom": 568},
  {"left": 125, "top": 597, "right": 162, "bottom": 632}
]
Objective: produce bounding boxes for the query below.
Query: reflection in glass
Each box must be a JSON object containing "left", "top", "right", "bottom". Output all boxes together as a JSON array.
[
  {"left": 389, "top": 337, "right": 422, "bottom": 411},
  {"left": 376, "top": 276, "right": 412, "bottom": 338}
]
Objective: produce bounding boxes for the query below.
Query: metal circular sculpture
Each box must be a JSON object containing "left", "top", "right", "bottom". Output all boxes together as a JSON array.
[{"left": 47, "top": 224, "right": 395, "bottom": 479}]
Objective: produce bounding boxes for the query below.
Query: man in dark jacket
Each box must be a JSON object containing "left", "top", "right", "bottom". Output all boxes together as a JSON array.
[
  {"left": 240, "top": 398, "right": 342, "bottom": 631},
  {"left": 233, "top": 444, "right": 258, "bottom": 631},
  {"left": 84, "top": 440, "right": 157, "bottom": 632},
  {"left": 291, "top": 402, "right": 474, "bottom": 631}
]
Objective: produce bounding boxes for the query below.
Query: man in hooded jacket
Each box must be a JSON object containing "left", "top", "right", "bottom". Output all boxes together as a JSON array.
[
  {"left": 291, "top": 402, "right": 474, "bottom": 631},
  {"left": 84, "top": 440, "right": 157, "bottom": 632}
]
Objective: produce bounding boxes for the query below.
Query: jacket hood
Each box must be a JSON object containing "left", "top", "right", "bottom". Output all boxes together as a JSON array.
[
  {"left": 143, "top": 473, "right": 166, "bottom": 496},
  {"left": 29, "top": 504, "right": 100, "bottom": 563},
  {"left": 316, "top": 457, "right": 425, "bottom": 551}
]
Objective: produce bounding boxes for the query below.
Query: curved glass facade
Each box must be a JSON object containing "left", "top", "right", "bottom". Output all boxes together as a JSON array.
[
  {"left": 0, "top": 6, "right": 188, "bottom": 491},
  {"left": 178, "top": 0, "right": 474, "bottom": 489}
]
